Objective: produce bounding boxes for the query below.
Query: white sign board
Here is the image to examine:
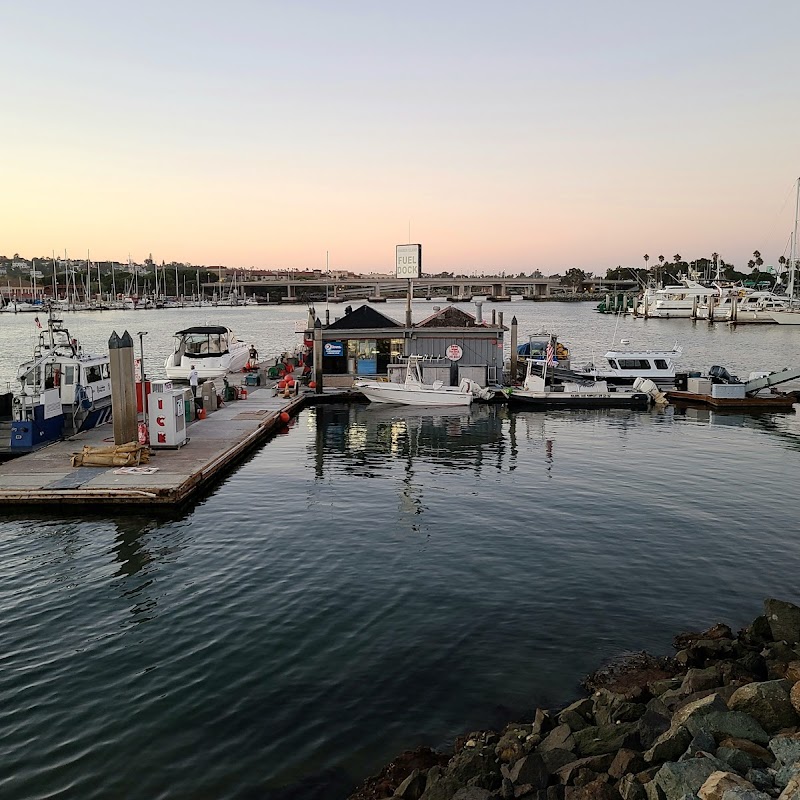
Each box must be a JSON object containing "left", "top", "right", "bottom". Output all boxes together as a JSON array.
[
  {"left": 445, "top": 344, "right": 463, "bottom": 361},
  {"left": 42, "top": 388, "right": 62, "bottom": 419},
  {"left": 396, "top": 244, "right": 422, "bottom": 279}
]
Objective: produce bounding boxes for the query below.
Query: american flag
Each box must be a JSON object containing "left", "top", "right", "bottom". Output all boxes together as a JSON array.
[
  {"left": 545, "top": 337, "right": 556, "bottom": 366},
  {"left": 34, "top": 316, "right": 42, "bottom": 330}
]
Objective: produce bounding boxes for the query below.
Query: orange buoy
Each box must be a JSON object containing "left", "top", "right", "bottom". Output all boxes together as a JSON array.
[
  {"left": 308, "top": 380, "right": 316, "bottom": 389},
  {"left": 279, "top": 411, "right": 290, "bottom": 423},
  {"left": 277, "top": 380, "right": 287, "bottom": 389}
]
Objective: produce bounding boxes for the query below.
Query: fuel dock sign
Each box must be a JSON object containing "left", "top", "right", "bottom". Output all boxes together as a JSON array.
[{"left": 396, "top": 244, "right": 422, "bottom": 279}]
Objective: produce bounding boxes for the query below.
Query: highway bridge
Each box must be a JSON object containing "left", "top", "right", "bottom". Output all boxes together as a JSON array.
[{"left": 205, "top": 275, "right": 639, "bottom": 302}]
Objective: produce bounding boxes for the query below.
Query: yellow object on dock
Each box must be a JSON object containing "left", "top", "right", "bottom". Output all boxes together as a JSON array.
[{"left": 70, "top": 442, "right": 151, "bottom": 468}]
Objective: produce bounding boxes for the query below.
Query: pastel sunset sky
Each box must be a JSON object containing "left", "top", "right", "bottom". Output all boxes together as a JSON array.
[{"left": 2, "top": 1, "right": 799, "bottom": 274}]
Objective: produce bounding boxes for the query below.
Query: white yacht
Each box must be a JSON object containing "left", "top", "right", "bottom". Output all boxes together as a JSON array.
[
  {"left": 578, "top": 344, "right": 682, "bottom": 388},
  {"left": 698, "top": 289, "right": 789, "bottom": 323},
  {"left": 164, "top": 325, "right": 250, "bottom": 381},
  {"left": 636, "top": 279, "right": 717, "bottom": 318}
]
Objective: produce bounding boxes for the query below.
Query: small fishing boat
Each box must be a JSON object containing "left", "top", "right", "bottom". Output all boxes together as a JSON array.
[
  {"left": 578, "top": 343, "right": 682, "bottom": 388},
  {"left": 354, "top": 356, "right": 482, "bottom": 406},
  {"left": 164, "top": 325, "right": 250, "bottom": 381},
  {"left": 1, "top": 310, "right": 113, "bottom": 457}
]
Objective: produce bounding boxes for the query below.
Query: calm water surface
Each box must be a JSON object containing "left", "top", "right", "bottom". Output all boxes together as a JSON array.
[{"left": 2, "top": 303, "right": 800, "bottom": 799}]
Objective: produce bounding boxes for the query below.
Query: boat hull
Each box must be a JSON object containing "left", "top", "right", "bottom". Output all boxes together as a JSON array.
[
  {"left": 355, "top": 381, "right": 473, "bottom": 407},
  {"left": 165, "top": 349, "right": 250, "bottom": 381},
  {"left": 508, "top": 391, "right": 650, "bottom": 410}
]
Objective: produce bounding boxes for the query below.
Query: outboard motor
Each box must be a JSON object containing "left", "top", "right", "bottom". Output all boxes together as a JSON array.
[{"left": 709, "top": 365, "right": 741, "bottom": 384}]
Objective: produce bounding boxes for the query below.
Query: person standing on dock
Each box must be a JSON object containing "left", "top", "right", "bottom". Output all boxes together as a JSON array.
[{"left": 189, "top": 365, "right": 199, "bottom": 397}]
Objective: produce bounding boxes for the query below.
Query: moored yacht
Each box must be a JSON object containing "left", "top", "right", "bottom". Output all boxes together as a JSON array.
[{"left": 164, "top": 325, "right": 250, "bottom": 381}]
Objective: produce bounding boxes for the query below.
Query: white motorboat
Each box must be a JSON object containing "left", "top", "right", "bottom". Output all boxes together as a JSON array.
[
  {"left": 698, "top": 289, "right": 789, "bottom": 323},
  {"left": 636, "top": 278, "right": 717, "bottom": 318},
  {"left": 0, "top": 299, "right": 46, "bottom": 313},
  {"left": 579, "top": 344, "right": 682, "bottom": 388},
  {"left": 354, "top": 356, "right": 477, "bottom": 406},
  {"left": 164, "top": 325, "right": 250, "bottom": 381},
  {"left": 2, "top": 309, "right": 113, "bottom": 456}
]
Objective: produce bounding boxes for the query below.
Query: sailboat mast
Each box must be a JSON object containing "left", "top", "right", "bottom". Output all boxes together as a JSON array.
[{"left": 790, "top": 177, "right": 800, "bottom": 301}]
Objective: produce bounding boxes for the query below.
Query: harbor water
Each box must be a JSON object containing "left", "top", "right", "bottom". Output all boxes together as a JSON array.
[{"left": 2, "top": 301, "right": 800, "bottom": 799}]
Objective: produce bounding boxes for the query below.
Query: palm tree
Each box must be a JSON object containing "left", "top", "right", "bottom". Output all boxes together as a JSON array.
[
  {"left": 753, "top": 250, "right": 764, "bottom": 268},
  {"left": 673, "top": 254, "right": 682, "bottom": 265},
  {"left": 643, "top": 254, "right": 650, "bottom": 269}
]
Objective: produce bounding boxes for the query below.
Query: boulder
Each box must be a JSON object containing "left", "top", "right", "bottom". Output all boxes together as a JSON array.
[
  {"left": 594, "top": 691, "right": 628, "bottom": 727},
  {"left": 644, "top": 726, "right": 693, "bottom": 764},
  {"left": 609, "top": 750, "right": 647, "bottom": 780},
  {"left": 779, "top": 774, "right": 800, "bottom": 799},
  {"left": 542, "top": 749, "right": 581, "bottom": 775},
  {"left": 681, "top": 668, "right": 721, "bottom": 695},
  {"left": 451, "top": 789, "right": 494, "bottom": 800},
  {"left": 764, "top": 599, "right": 800, "bottom": 645},
  {"left": 532, "top": 709, "right": 552, "bottom": 736},
  {"left": 395, "top": 769, "right": 427, "bottom": 800},
  {"left": 769, "top": 732, "right": 800, "bottom": 766},
  {"left": 540, "top": 724, "right": 577, "bottom": 753},
  {"left": 738, "top": 616, "right": 773, "bottom": 648},
  {"left": 418, "top": 766, "right": 460, "bottom": 800},
  {"left": 650, "top": 679, "right": 683, "bottom": 697},
  {"left": 502, "top": 755, "right": 548, "bottom": 790},
  {"left": 672, "top": 695, "right": 729, "bottom": 729},
  {"left": 559, "top": 699, "right": 596, "bottom": 727},
  {"left": 573, "top": 723, "right": 640, "bottom": 757},
  {"left": 683, "top": 730, "right": 717, "bottom": 759},
  {"left": 784, "top": 661, "right": 800, "bottom": 684},
  {"left": 685, "top": 711, "right": 770, "bottom": 747},
  {"left": 728, "top": 680, "right": 799, "bottom": 733},
  {"left": 446, "top": 746, "right": 501, "bottom": 790},
  {"left": 497, "top": 735, "right": 527, "bottom": 764},
  {"left": 697, "top": 771, "right": 758, "bottom": 800},
  {"left": 653, "top": 755, "right": 728, "bottom": 800},
  {"left": 618, "top": 774, "right": 647, "bottom": 800},
  {"left": 564, "top": 778, "right": 621, "bottom": 800},
  {"left": 744, "top": 769, "right": 774, "bottom": 794},
  {"left": 556, "top": 755, "right": 614, "bottom": 786},
  {"left": 717, "top": 739, "right": 773, "bottom": 766},
  {"left": 639, "top": 706, "right": 673, "bottom": 750},
  {"left": 791, "top": 681, "right": 800, "bottom": 717}
]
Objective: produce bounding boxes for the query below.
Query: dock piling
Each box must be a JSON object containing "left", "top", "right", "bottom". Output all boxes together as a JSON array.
[{"left": 313, "top": 318, "right": 323, "bottom": 394}]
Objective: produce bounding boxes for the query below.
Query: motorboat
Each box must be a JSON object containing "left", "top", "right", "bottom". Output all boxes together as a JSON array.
[
  {"left": 636, "top": 278, "right": 717, "bottom": 318},
  {"left": 0, "top": 299, "right": 46, "bottom": 313},
  {"left": 578, "top": 344, "right": 682, "bottom": 389},
  {"left": 697, "top": 289, "right": 789, "bottom": 323},
  {"left": 507, "top": 351, "right": 656, "bottom": 410},
  {"left": 1, "top": 309, "right": 113, "bottom": 456},
  {"left": 164, "top": 325, "right": 250, "bottom": 381},
  {"left": 354, "top": 356, "right": 482, "bottom": 406}
]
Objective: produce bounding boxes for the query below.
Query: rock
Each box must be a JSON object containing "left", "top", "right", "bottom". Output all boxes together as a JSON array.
[
  {"left": 715, "top": 746, "right": 753, "bottom": 774},
  {"left": 446, "top": 746, "right": 501, "bottom": 790},
  {"left": 675, "top": 624, "right": 734, "bottom": 650},
  {"left": 654, "top": 755, "right": 728, "bottom": 800},
  {"left": 735, "top": 653, "right": 768, "bottom": 683},
  {"left": 643, "top": 783, "right": 664, "bottom": 800},
  {"left": 791, "top": 681, "right": 800, "bottom": 717},
  {"left": 395, "top": 769, "right": 427, "bottom": 800},
  {"left": 774, "top": 762, "right": 800, "bottom": 792},
  {"left": 685, "top": 711, "right": 770, "bottom": 746},
  {"left": 784, "top": 661, "right": 800, "bottom": 684},
  {"left": 718, "top": 739, "right": 773, "bottom": 766},
  {"left": 769, "top": 732, "right": 800, "bottom": 766},
  {"left": 613, "top": 704, "right": 648, "bottom": 724},
  {"left": 684, "top": 730, "right": 717, "bottom": 759},
  {"left": 778, "top": 774, "right": 800, "bottom": 799},
  {"left": 765, "top": 599, "right": 800, "bottom": 645},
  {"left": 650, "top": 679, "right": 684, "bottom": 697},
  {"left": 744, "top": 769, "right": 774, "bottom": 794},
  {"left": 610, "top": 750, "right": 647, "bottom": 780},
  {"left": 556, "top": 755, "right": 614, "bottom": 786},
  {"left": 564, "top": 777, "right": 621, "bottom": 800},
  {"left": 502, "top": 755, "right": 548, "bottom": 790},
  {"left": 419, "top": 767, "right": 460, "bottom": 800},
  {"left": 728, "top": 680, "right": 799, "bottom": 733},
  {"left": 540, "top": 724, "right": 577, "bottom": 753},
  {"left": 561, "top": 711, "right": 591, "bottom": 732},
  {"left": 451, "top": 789, "right": 494, "bottom": 800},
  {"left": 542, "top": 749, "right": 580, "bottom": 775},
  {"left": 532, "top": 709, "right": 552, "bottom": 736},
  {"left": 618, "top": 774, "right": 647, "bottom": 800},
  {"left": 502, "top": 778, "right": 515, "bottom": 799},
  {"left": 645, "top": 726, "right": 693, "bottom": 764},
  {"left": 497, "top": 734, "right": 527, "bottom": 764},
  {"left": 559, "top": 699, "right": 596, "bottom": 727},
  {"left": 697, "top": 771, "right": 757, "bottom": 800},
  {"left": 672, "top": 695, "right": 729, "bottom": 729},
  {"left": 639, "top": 706, "right": 673, "bottom": 750},
  {"left": 738, "top": 616, "right": 773, "bottom": 648},
  {"left": 573, "top": 723, "right": 640, "bottom": 757},
  {"left": 682, "top": 668, "right": 722, "bottom": 695},
  {"left": 594, "top": 691, "right": 628, "bottom": 727}
]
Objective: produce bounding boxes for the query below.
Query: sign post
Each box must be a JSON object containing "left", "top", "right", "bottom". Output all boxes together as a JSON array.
[{"left": 397, "top": 244, "right": 422, "bottom": 329}]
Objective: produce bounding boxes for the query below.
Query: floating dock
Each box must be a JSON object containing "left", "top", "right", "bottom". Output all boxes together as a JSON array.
[
  {"left": 665, "top": 390, "right": 797, "bottom": 410},
  {"left": 0, "top": 384, "right": 358, "bottom": 508}
]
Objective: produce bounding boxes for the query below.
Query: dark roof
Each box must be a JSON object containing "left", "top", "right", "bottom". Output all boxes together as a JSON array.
[
  {"left": 415, "top": 306, "right": 477, "bottom": 328},
  {"left": 326, "top": 305, "right": 401, "bottom": 330},
  {"left": 176, "top": 326, "right": 230, "bottom": 335}
]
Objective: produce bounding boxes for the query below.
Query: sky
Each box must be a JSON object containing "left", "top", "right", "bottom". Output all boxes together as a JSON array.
[{"left": 2, "top": 1, "right": 800, "bottom": 275}]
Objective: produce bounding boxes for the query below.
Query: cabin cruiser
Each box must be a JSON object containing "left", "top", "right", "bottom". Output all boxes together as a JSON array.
[
  {"left": 578, "top": 344, "right": 682, "bottom": 389},
  {"left": 697, "top": 289, "right": 789, "bottom": 323},
  {"left": 354, "top": 356, "right": 490, "bottom": 406},
  {"left": 164, "top": 325, "right": 250, "bottom": 381},
  {"left": 636, "top": 278, "right": 717, "bottom": 318},
  {"left": 1, "top": 311, "right": 113, "bottom": 456}
]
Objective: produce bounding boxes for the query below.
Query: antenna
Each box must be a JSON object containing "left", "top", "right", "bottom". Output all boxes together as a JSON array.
[{"left": 408, "top": 220, "right": 411, "bottom": 245}]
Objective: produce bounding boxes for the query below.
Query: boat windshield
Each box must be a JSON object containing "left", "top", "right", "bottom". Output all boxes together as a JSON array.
[{"left": 179, "top": 332, "right": 229, "bottom": 357}]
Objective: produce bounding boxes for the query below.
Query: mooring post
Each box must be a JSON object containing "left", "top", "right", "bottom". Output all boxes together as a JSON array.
[
  {"left": 313, "top": 317, "right": 323, "bottom": 394},
  {"left": 109, "top": 330, "right": 138, "bottom": 445},
  {"left": 510, "top": 316, "right": 518, "bottom": 385},
  {"left": 692, "top": 296, "right": 698, "bottom": 320}
]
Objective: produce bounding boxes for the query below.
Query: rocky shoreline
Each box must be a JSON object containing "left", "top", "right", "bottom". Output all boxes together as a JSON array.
[{"left": 348, "top": 599, "right": 800, "bottom": 800}]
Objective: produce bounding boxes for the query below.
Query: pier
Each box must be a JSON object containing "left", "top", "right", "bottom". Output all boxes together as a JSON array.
[{"left": 0, "top": 384, "right": 354, "bottom": 508}]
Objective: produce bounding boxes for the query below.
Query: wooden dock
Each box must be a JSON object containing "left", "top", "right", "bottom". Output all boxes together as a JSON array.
[
  {"left": 665, "top": 390, "right": 798, "bottom": 411},
  {"left": 0, "top": 385, "right": 361, "bottom": 508}
]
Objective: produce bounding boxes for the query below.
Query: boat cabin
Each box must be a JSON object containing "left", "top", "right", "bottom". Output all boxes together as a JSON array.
[
  {"left": 174, "top": 326, "right": 238, "bottom": 358},
  {"left": 602, "top": 347, "right": 680, "bottom": 380}
]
